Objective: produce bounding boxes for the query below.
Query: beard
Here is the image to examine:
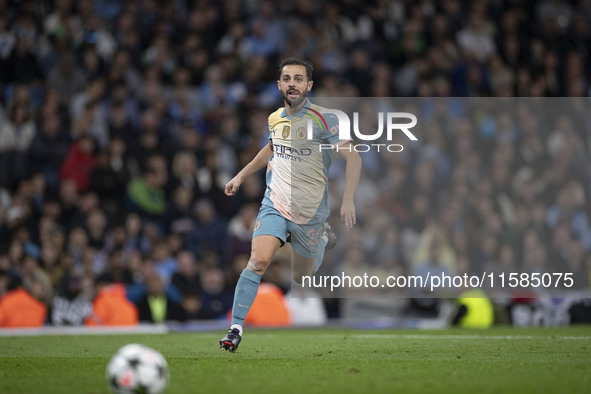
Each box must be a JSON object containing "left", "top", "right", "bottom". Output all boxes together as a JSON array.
[{"left": 282, "top": 89, "right": 307, "bottom": 108}]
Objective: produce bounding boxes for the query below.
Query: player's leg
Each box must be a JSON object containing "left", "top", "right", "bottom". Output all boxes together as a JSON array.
[
  {"left": 220, "top": 235, "right": 281, "bottom": 352},
  {"left": 231, "top": 234, "right": 281, "bottom": 326},
  {"left": 290, "top": 221, "right": 337, "bottom": 281},
  {"left": 290, "top": 221, "right": 334, "bottom": 283},
  {"left": 221, "top": 205, "right": 288, "bottom": 352},
  {"left": 311, "top": 222, "right": 337, "bottom": 273},
  {"left": 291, "top": 253, "right": 315, "bottom": 283}
]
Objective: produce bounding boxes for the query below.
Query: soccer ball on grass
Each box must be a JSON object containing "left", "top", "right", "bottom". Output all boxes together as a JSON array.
[{"left": 106, "top": 344, "right": 169, "bottom": 394}]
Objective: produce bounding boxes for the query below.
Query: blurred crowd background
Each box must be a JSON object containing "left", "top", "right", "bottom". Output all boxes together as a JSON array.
[{"left": 0, "top": 0, "right": 590, "bottom": 327}]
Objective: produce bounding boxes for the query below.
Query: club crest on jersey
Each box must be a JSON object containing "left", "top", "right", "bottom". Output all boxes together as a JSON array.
[
  {"left": 254, "top": 220, "right": 260, "bottom": 231},
  {"left": 282, "top": 125, "right": 290, "bottom": 139},
  {"left": 296, "top": 127, "right": 307, "bottom": 140}
]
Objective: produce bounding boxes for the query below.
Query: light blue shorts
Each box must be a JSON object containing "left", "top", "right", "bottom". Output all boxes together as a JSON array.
[{"left": 253, "top": 204, "right": 324, "bottom": 259}]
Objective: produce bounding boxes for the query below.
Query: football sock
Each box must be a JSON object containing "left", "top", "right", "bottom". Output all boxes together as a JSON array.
[
  {"left": 312, "top": 235, "right": 328, "bottom": 274},
  {"left": 230, "top": 324, "right": 243, "bottom": 336},
  {"left": 230, "top": 269, "right": 262, "bottom": 327}
]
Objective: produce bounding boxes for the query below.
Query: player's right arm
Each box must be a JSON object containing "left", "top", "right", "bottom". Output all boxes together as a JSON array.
[{"left": 225, "top": 141, "right": 273, "bottom": 196}]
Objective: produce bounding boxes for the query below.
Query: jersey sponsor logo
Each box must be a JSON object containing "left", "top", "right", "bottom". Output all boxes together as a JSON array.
[{"left": 273, "top": 144, "right": 312, "bottom": 162}]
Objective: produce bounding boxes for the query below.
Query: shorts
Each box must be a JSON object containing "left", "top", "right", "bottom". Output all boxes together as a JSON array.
[{"left": 253, "top": 204, "right": 325, "bottom": 259}]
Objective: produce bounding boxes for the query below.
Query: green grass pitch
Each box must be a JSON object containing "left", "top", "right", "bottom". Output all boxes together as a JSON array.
[{"left": 1, "top": 326, "right": 590, "bottom": 393}]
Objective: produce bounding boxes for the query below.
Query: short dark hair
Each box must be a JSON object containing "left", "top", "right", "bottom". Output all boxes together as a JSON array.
[{"left": 278, "top": 58, "right": 314, "bottom": 81}]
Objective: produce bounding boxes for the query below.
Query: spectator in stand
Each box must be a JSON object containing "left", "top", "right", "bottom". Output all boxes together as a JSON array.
[
  {"left": 51, "top": 273, "right": 94, "bottom": 325},
  {"left": 169, "top": 150, "right": 200, "bottom": 198},
  {"left": 47, "top": 53, "right": 86, "bottom": 103},
  {"left": 0, "top": 277, "right": 47, "bottom": 327},
  {"left": 0, "top": 95, "right": 36, "bottom": 188},
  {"left": 69, "top": 77, "right": 108, "bottom": 147},
  {"left": 89, "top": 135, "right": 133, "bottom": 222},
  {"left": 2, "top": 35, "right": 44, "bottom": 85},
  {"left": 0, "top": 96, "right": 36, "bottom": 152},
  {"left": 39, "top": 242, "right": 63, "bottom": 288},
  {"left": 85, "top": 280, "right": 138, "bottom": 326},
  {"left": 122, "top": 213, "right": 150, "bottom": 255},
  {"left": 412, "top": 237, "right": 453, "bottom": 286},
  {"left": 0, "top": 269, "right": 11, "bottom": 299},
  {"left": 165, "top": 184, "right": 194, "bottom": 235},
  {"left": 19, "top": 254, "right": 53, "bottom": 304},
  {"left": 55, "top": 178, "right": 83, "bottom": 234},
  {"left": 85, "top": 208, "right": 108, "bottom": 250},
  {"left": 58, "top": 134, "right": 97, "bottom": 193},
  {"left": 136, "top": 272, "right": 186, "bottom": 323},
  {"left": 95, "top": 247, "right": 132, "bottom": 285},
  {"left": 243, "top": 282, "right": 291, "bottom": 327},
  {"left": 223, "top": 203, "right": 257, "bottom": 266},
  {"left": 126, "top": 154, "right": 168, "bottom": 227},
  {"left": 108, "top": 101, "right": 137, "bottom": 147},
  {"left": 0, "top": 16, "right": 15, "bottom": 61},
  {"left": 29, "top": 111, "right": 71, "bottom": 191},
  {"left": 171, "top": 250, "right": 200, "bottom": 296},
  {"left": 150, "top": 239, "right": 177, "bottom": 286},
  {"left": 185, "top": 199, "right": 227, "bottom": 259},
  {"left": 199, "top": 267, "right": 233, "bottom": 320},
  {"left": 131, "top": 113, "right": 166, "bottom": 172}
]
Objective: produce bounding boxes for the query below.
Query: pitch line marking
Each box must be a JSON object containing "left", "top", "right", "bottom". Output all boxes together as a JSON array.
[{"left": 343, "top": 334, "right": 591, "bottom": 340}]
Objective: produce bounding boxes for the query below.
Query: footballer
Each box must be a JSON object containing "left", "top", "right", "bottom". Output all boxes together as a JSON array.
[{"left": 220, "top": 58, "right": 361, "bottom": 352}]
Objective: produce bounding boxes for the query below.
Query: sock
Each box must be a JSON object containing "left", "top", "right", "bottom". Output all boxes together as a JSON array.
[
  {"left": 312, "top": 235, "right": 328, "bottom": 274},
  {"left": 230, "top": 323, "right": 243, "bottom": 336},
  {"left": 230, "top": 269, "right": 262, "bottom": 327}
]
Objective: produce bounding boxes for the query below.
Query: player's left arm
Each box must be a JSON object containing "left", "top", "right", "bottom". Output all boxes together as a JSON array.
[{"left": 337, "top": 144, "right": 361, "bottom": 230}]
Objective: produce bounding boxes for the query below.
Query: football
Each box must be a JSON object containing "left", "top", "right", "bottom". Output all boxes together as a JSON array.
[{"left": 106, "top": 344, "right": 169, "bottom": 394}]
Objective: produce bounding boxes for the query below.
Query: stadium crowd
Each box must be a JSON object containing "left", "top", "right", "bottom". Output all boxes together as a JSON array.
[{"left": 0, "top": 0, "right": 591, "bottom": 326}]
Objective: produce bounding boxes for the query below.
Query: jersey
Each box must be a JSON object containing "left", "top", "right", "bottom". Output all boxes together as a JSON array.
[{"left": 262, "top": 99, "right": 351, "bottom": 225}]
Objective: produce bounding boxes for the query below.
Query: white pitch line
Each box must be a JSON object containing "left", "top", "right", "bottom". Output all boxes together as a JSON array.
[
  {"left": 352, "top": 334, "right": 591, "bottom": 340},
  {"left": 0, "top": 324, "right": 169, "bottom": 337},
  {"left": 315, "top": 334, "right": 591, "bottom": 340}
]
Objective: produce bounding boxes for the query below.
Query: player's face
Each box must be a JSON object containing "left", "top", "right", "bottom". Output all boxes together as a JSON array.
[{"left": 278, "top": 65, "right": 313, "bottom": 108}]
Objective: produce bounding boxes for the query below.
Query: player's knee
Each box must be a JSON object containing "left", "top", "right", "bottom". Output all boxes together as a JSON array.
[{"left": 246, "top": 257, "right": 270, "bottom": 275}]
